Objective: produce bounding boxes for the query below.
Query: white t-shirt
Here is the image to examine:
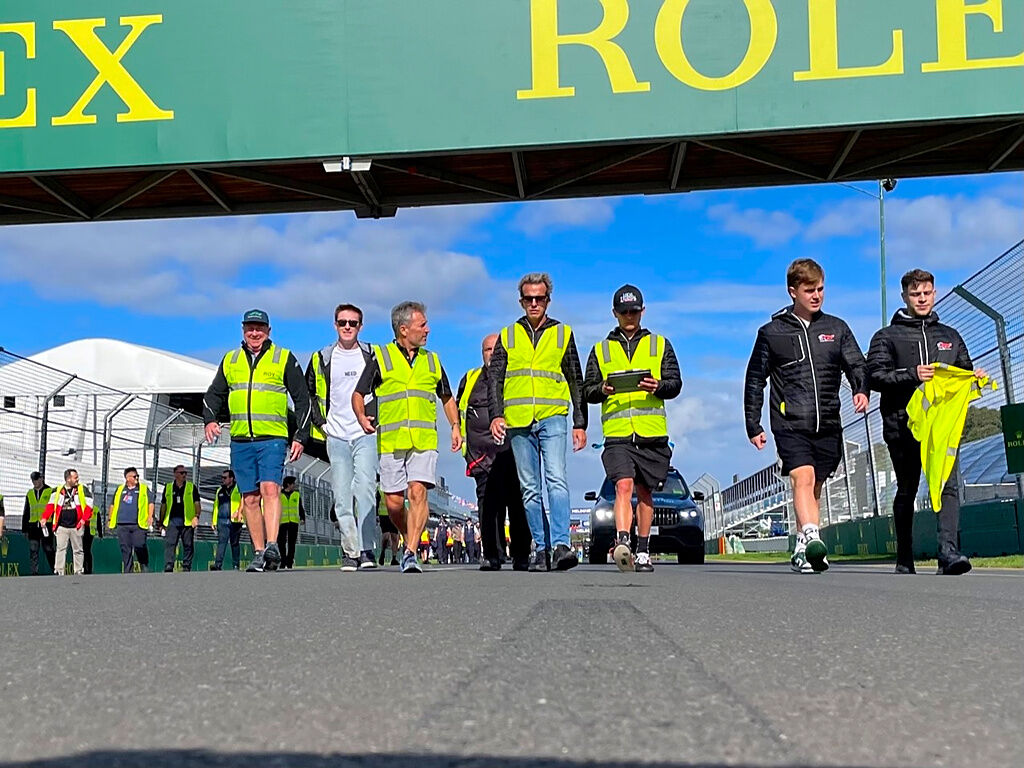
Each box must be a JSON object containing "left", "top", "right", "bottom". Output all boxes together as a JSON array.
[{"left": 325, "top": 345, "right": 367, "bottom": 441}]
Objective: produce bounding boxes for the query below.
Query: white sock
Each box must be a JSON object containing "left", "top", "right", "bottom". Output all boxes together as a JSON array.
[
  {"left": 795, "top": 530, "right": 807, "bottom": 552},
  {"left": 802, "top": 523, "right": 820, "bottom": 541}
]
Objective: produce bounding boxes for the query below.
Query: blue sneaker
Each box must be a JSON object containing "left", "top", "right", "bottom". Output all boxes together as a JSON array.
[{"left": 401, "top": 550, "right": 422, "bottom": 574}]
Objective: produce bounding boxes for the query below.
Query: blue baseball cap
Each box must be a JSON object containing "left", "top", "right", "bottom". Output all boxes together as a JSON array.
[{"left": 242, "top": 309, "right": 270, "bottom": 325}]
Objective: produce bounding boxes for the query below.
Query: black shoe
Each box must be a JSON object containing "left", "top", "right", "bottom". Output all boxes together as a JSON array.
[
  {"left": 210, "top": 565, "right": 222, "bottom": 571},
  {"left": 390, "top": 558, "right": 400, "bottom": 566},
  {"left": 938, "top": 553, "right": 972, "bottom": 575},
  {"left": 551, "top": 544, "right": 579, "bottom": 571},
  {"left": 359, "top": 551, "right": 378, "bottom": 570},
  {"left": 894, "top": 563, "right": 916, "bottom": 574},
  {"left": 479, "top": 558, "right": 501, "bottom": 571},
  {"left": 263, "top": 542, "right": 281, "bottom": 571},
  {"left": 246, "top": 550, "right": 265, "bottom": 573},
  {"left": 528, "top": 549, "right": 548, "bottom": 572},
  {"left": 511, "top": 558, "right": 529, "bottom": 571}
]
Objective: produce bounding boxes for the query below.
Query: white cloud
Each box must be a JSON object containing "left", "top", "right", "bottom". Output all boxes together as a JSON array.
[
  {"left": 706, "top": 203, "right": 802, "bottom": 248},
  {"left": 0, "top": 206, "right": 503, "bottom": 322},
  {"left": 510, "top": 198, "right": 617, "bottom": 237}
]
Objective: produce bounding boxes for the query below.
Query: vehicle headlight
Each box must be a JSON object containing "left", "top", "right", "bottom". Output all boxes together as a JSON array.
[{"left": 595, "top": 508, "right": 614, "bottom": 522}]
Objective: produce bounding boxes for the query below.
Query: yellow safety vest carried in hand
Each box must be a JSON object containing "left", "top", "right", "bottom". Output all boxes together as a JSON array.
[
  {"left": 309, "top": 350, "right": 329, "bottom": 442},
  {"left": 501, "top": 322, "right": 571, "bottom": 428},
  {"left": 458, "top": 367, "right": 484, "bottom": 457},
  {"left": 26, "top": 486, "right": 51, "bottom": 524},
  {"left": 109, "top": 483, "right": 150, "bottom": 528},
  {"left": 907, "top": 363, "right": 997, "bottom": 511},
  {"left": 595, "top": 334, "right": 668, "bottom": 439},
  {"left": 222, "top": 344, "right": 291, "bottom": 439},
  {"left": 281, "top": 490, "right": 301, "bottom": 524},
  {"left": 375, "top": 343, "right": 441, "bottom": 453},
  {"left": 162, "top": 482, "right": 198, "bottom": 526},
  {"left": 212, "top": 485, "right": 243, "bottom": 526}
]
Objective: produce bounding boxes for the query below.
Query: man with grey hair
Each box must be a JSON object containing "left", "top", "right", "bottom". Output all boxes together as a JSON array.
[
  {"left": 489, "top": 272, "right": 587, "bottom": 572},
  {"left": 353, "top": 301, "right": 462, "bottom": 573}
]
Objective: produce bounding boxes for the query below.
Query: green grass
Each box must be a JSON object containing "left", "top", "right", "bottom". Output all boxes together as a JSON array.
[{"left": 706, "top": 552, "right": 1023, "bottom": 568}]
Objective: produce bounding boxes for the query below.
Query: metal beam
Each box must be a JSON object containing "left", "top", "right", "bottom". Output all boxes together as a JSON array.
[
  {"left": 0, "top": 193, "right": 82, "bottom": 220},
  {"left": 986, "top": 125, "right": 1024, "bottom": 171},
  {"left": 375, "top": 161, "right": 519, "bottom": 200},
  {"left": 838, "top": 122, "right": 1020, "bottom": 178},
  {"left": 827, "top": 130, "right": 862, "bottom": 180},
  {"left": 693, "top": 139, "right": 825, "bottom": 181},
  {"left": 186, "top": 169, "right": 232, "bottom": 212},
  {"left": 29, "top": 176, "right": 92, "bottom": 219},
  {"left": 208, "top": 167, "right": 364, "bottom": 207},
  {"left": 529, "top": 142, "right": 673, "bottom": 198},
  {"left": 512, "top": 152, "right": 528, "bottom": 199},
  {"left": 351, "top": 170, "right": 382, "bottom": 210},
  {"left": 669, "top": 141, "right": 688, "bottom": 191},
  {"left": 94, "top": 170, "right": 177, "bottom": 219}
]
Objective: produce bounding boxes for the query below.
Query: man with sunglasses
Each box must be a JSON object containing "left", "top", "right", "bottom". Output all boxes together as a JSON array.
[
  {"left": 582, "top": 285, "right": 682, "bottom": 573},
  {"left": 306, "top": 303, "right": 379, "bottom": 571},
  {"left": 488, "top": 272, "right": 587, "bottom": 572},
  {"left": 160, "top": 464, "right": 202, "bottom": 572}
]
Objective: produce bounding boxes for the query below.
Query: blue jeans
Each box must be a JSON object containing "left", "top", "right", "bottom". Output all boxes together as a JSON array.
[
  {"left": 327, "top": 433, "right": 379, "bottom": 557},
  {"left": 508, "top": 415, "right": 571, "bottom": 551}
]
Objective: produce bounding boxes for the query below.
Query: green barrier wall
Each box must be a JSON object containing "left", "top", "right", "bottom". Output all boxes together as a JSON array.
[{"left": 0, "top": 532, "right": 342, "bottom": 576}]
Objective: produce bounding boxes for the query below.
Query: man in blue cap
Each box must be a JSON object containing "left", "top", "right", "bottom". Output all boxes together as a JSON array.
[{"left": 203, "top": 309, "right": 311, "bottom": 572}]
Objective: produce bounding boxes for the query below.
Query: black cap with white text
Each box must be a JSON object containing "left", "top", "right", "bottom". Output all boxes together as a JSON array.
[{"left": 613, "top": 285, "right": 644, "bottom": 313}]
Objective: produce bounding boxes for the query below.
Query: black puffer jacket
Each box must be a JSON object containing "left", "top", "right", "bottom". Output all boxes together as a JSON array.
[
  {"left": 867, "top": 310, "right": 972, "bottom": 444},
  {"left": 744, "top": 307, "right": 868, "bottom": 438}
]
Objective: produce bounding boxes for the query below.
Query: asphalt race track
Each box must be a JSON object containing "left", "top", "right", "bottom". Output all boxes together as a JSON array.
[{"left": 2, "top": 562, "right": 1021, "bottom": 768}]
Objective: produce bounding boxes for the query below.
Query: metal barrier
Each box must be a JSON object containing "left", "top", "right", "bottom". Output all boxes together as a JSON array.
[{"left": 706, "top": 239, "right": 1024, "bottom": 539}]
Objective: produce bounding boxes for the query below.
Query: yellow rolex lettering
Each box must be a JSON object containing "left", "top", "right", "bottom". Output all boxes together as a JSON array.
[
  {"left": 923, "top": 0, "right": 1024, "bottom": 72},
  {"left": 517, "top": 0, "right": 650, "bottom": 100},
  {"left": 655, "top": 0, "right": 778, "bottom": 91},
  {"left": 52, "top": 15, "right": 174, "bottom": 126},
  {"left": 794, "top": 0, "right": 904, "bottom": 81},
  {"left": 0, "top": 22, "right": 37, "bottom": 129}
]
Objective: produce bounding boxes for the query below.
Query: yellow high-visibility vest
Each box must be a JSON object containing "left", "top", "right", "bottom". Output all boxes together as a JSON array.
[
  {"left": 280, "top": 490, "right": 301, "bottom": 524},
  {"left": 595, "top": 334, "right": 668, "bottom": 439},
  {"left": 309, "top": 350, "right": 328, "bottom": 442},
  {"left": 26, "top": 486, "right": 51, "bottom": 523},
  {"left": 907, "top": 363, "right": 996, "bottom": 511},
  {"left": 374, "top": 343, "right": 441, "bottom": 453},
  {"left": 222, "top": 344, "right": 291, "bottom": 439},
  {"left": 108, "top": 483, "right": 151, "bottom": 528},
  {"left": 501, "top": 322, "right": 571, "bottom": 428},
  {"left": 212, "top": 485, "right": 243, "bottom": 526},
  {"left": 162, "top": 481, "right": 198, "bottom": 526},
  {"left": 458, "top": 367, "right": 484, "bottom": 457}
]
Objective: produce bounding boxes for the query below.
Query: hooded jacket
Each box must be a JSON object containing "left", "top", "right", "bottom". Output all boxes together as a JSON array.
[
  {"left": 744, "top": 307, "right": 868, "bottom": 438},
  {"left": 866, "top": 309, "right": 972, "bottom": 444}
]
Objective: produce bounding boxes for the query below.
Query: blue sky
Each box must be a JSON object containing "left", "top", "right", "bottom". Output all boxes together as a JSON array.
[{"left": 0, "top": 170, "right": 1020, "bottom": 503}]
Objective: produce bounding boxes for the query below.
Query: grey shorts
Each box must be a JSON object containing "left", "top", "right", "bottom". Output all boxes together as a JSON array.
[{"left": 379, "top": 449, "right": 438, "bottom": 494}]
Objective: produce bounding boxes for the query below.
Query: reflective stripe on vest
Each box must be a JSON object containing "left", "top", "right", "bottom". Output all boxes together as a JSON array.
[
  {"left": 162, "top": 481, "right": 197, "bottom": 526},
  {"left": 280, "top": 490, "right": 301, "bottom": 524},
  {"left": 458, "top": 367, "right": 483, "bottom": 457},
  {"left": 374, "top": 343, "right": 441, "bottom": 453},
  {"left": 595, "top": 333, "right": 668, "bottom": 439},
  {"left": 26, "top": 487, "right": 50, "bottom": 523},
  {"left": 109, "top": 483, "right": 150, "bottom": 529},
  {"left": 501, "top": 323, "right": 571, "bottom": 428},
  {"left": 212, "top": 486, "right": 243, "bottom": 526},
  {"left": 310, "top": 350, "right": 328, "bottom": 442},
  {"left": 222, "top": 344, "right": 290, "bottom": 439}
]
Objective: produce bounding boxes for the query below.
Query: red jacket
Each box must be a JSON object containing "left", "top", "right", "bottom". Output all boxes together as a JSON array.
[{"left": 42, "top": 485, "right": 93, "bottom": 529}]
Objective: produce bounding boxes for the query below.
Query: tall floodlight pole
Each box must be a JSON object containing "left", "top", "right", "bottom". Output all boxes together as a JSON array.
[{"left": 878, "top": 179, "right": 888, "bottom": 328}]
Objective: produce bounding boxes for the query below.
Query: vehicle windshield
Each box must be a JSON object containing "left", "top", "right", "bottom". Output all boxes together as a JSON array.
[{"left": 599, "top": 471, "right": 690, "bottom": 500}]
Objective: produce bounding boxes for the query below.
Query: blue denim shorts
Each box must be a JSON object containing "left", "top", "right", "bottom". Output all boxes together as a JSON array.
[{"left": 230, "top": 438, "right": 287, "bottom": 493}]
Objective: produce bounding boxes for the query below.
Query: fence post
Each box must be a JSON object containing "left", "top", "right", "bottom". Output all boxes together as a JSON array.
[
  {"left": 37, "top": 374, "right": 76, "bottom": 476},
  {"left": 100, "top": 394, "right": 136, "bottom": 536},
  {"left": 841, "top": 438, "right": 855, "bottom": 521},
  {"left": 863, "top": 414, "right": 882, "bottom": 517},
  {"left": 150, "top": 409, "right": 184, "bottom": 499}
]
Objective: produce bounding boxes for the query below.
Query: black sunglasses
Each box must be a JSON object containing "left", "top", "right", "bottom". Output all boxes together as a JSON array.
[
  {"left": 335, "top": 319, "right": 361, "bottom": 328},
  {"left": 520, "top": 295, "right": 550, "bottom": 305}
]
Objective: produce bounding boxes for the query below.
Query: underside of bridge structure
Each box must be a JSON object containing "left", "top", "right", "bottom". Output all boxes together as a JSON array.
[{"left": 1, "top": 116, "right": 1022, "bottom": 225}]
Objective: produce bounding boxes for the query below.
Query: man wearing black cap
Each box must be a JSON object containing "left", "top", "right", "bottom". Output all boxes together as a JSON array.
[
  {"left": 23, "top": 471, "right": 55, "bottom": 575},
  {"left": 203, "top": 309, "right": 311, "bottom": 573},
  {"left": 583, "top": 285, "right": 682, "bottom": 572}
]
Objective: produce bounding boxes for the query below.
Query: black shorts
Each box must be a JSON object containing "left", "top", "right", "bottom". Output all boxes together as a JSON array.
[
  {"left": 378, "top": 515, "right": 398, "bottom": 535},
  {"left": 601, "top": 442, "right": 672, "bottom": 490},
  {"left": 774, "top": 430, "right": 842, "bottom": 481}
]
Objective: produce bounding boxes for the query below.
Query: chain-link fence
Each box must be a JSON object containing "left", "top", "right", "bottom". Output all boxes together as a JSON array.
[
  {"left": 710, "top": 239, "right": 1024, "bottom": 538},
  {"left": 0, "top": 348, "right": 340, "bottom": 545}
]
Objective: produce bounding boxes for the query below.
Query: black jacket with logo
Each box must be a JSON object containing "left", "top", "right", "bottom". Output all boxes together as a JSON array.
[
  {"left": 581, "top": 327, "right": 683, "bottom": 446},
  {"left": 744, "top": 307, "right": 868, "bottom": 438},
  {"left": 867, "top": 310, "right": 973, "bottom": 444}
]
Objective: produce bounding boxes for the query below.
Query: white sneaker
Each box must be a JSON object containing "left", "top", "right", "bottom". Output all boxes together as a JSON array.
[
  {"left": 613, "top": 542, "right": 634, "bottom": 572},
  {"left": 791, "top": 549, "right": 814, "bottom": 574},
  {"left": 634, "top": 551, "right": 654, "bottom": 572}
]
